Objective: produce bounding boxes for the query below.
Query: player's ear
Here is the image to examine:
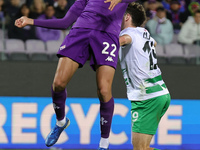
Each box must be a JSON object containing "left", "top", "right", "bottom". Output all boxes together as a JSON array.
[{"left": 125, "top": 13, "right": 131, "bottom": 21}]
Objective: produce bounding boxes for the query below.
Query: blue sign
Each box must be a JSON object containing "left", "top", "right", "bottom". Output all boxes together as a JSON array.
[{"left": 0, "top": 97, "right": 199, "bottom": 149}]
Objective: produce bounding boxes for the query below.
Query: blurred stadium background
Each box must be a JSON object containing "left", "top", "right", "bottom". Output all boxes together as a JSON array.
[
  {"left": 0, "top": 0, "right": 200, "bottom": 150},
  {"left": 0, "top": 61, "right": 200, "bottom": 150}
]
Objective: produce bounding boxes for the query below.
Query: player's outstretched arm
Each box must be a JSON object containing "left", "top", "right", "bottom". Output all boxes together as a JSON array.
[
  {"left": 33, "top": 11, "right": 79, "bottom": 29},
  {"left": 15, "top": 16, "right": 33, "bottom": 28},
  {"left": 119, "top": 34, "right": 132, "bottom": 46},
  {"left": 14, "top": 12, "right": 77, "bottom": 30},
  {"left": 15, "top": 0, "right": 87, "bottom": 30}
]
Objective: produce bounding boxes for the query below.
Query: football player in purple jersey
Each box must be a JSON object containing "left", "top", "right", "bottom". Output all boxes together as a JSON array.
[{"left": 15, "top": 0, "right": 135, "bottom": 149}]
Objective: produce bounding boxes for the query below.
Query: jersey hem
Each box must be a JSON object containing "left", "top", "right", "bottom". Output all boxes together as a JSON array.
[{"left": 128, "top": 92, "right": 169, "bottom": 101}]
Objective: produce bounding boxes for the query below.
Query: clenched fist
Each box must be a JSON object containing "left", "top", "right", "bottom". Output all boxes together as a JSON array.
[{"left": 15, "top": 16, "right": 34, "bottom": 28}]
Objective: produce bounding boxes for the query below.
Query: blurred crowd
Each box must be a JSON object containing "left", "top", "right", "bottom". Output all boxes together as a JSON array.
[
  {"left": 0, "top": 0, "right": 74, "bottom": 42},
  {"left": 0, "top": 0, "right": 200, "bottom": 46},
  {"left": 142, "top": 0, "right": 200, "bottom": 46}
]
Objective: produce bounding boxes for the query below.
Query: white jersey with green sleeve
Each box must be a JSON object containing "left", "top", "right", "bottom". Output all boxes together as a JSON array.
[{"left": 119, "top": 27, "right": 169, "bottom": 101}]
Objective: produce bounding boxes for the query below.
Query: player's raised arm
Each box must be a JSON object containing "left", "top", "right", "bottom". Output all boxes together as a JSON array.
[
  {"left": 15, "top": 16, "right": 33, "bottom": 28},
  {"left": 104, "top": 0, "right": 136, "bottom": 11},
  {"left": 119, "top": 34, "right": 132, "bottom": 46},
  {"left": 15, "top": 0, "right": 87, "bottom": 29}
]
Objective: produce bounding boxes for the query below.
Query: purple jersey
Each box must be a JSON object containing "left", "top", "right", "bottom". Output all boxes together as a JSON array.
[
  {"left": 72, "top": 0, "right": 130, "bottom": 36},
  {"left": 34, "top": 0, "right": 135, "bottom": 36}
]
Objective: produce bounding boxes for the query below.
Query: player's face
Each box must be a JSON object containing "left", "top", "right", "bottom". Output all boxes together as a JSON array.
[
  {"left": 121, "top": 13, "right": 130, "bottom": 30},
  {"left": 194, "top": 13, "right": 200, "bottom": 24},
  {"left": 121, "top": 14, "right": 126, "bottom": 30}
]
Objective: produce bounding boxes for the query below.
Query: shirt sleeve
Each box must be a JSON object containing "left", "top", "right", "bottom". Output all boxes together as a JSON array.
[
  {"left": 120, "top": 29, "right": 135, "bottom": 44},
  {"left": 34, "top": 0, "right": 87, "bottom": 29}
]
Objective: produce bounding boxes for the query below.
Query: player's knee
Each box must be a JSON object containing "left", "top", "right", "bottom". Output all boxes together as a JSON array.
[
  {"left": 97, "top": 87, "right": 110, "bottom": 98},
  {"left": 53, "top": 80, "right": 66, "bottom": 92}
]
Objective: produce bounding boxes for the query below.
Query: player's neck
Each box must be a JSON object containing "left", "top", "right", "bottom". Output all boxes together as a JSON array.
[
  {"left": 125, "top": 22, "right": 136, "bottom": 29},
  {"left": 124, "top": 25, "right": 136, "bottom": 29}
]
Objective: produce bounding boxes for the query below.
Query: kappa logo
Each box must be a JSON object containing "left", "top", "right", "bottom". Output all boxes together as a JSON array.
[
  {"left": 53, "top": 103, "right": 60, "bottom": 109},
  {"left": 105, "top": 56, "right": 114, "bottom": 62},
  {"left": 59, "top": 45, "right": 66, "bottom": 50},
  {"left": 100, "top": 117, "right": 108, "bottom": 125}
]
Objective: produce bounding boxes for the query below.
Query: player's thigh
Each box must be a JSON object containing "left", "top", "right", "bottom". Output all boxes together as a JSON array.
[
  {"left": 89, "top": 30, "right": 119, "bottom": 70},
  {"left": 96, "top": 65, "right": 115, "bottom": 87},
  {"left": 132, "top": 132, "right": 153, "bottom": 149},
  {"left": 57, "top": 28, "right": 90, "bottom": 68},
  {"left": 131, "top": 96, "right": 168, "bottom": 135},
  {"left": 160, "top": 94, "right": 171, "bottom": 118},
  {"left": 96, "top": 65, "right": 115, "bottom": 101},
  {"left": 53, "top": 57, "right": 79, "bottom": 90}
]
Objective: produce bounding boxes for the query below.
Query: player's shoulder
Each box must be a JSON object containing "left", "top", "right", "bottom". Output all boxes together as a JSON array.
[
  {"left": 121, "top": 27, "right": 149, "bottom": 34},
  {"left": 120, "top": 27, "right": 131, "bottom": 36},
  {"left": 120, "top": 27, "right": 154, "bottom": 42},
  {"left": 120, "top": 27, "right": 139, "bottom": 38},
  {"left": 139, "top": 27, "right": 155, "bottom": 41},
  {"left": 136, "top": 27, "right": 151, "bottom": 35}
]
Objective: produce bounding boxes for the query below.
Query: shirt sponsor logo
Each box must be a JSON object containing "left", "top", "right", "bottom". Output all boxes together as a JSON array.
[{"left": 59, "top": 45, "right": 66, "bottom": 50}]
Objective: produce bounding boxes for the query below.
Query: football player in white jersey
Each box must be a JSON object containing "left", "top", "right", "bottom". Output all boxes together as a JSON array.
[{"left": 119, "top": 3, "right": 171, "bottom": 150}]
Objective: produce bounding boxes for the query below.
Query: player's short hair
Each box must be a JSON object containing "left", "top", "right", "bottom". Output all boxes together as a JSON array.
[{"left": 125, "top": 2, "right": 146, "bottom": 27}]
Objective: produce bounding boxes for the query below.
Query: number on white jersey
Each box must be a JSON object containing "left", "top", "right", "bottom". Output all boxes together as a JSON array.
[{"left": 142, "top": 32, "right": 157, "bottom": 70}]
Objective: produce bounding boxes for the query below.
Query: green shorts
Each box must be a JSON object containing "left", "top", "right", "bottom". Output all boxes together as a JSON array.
[{"left": 131, "top": 94, "right": 171, "bottom": 135}]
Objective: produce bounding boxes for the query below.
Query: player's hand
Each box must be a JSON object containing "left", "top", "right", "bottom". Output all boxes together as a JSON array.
[
  {"left": 104, "top": 0, "right": 122, "bottom": 11},
  {"left": 15, "top": 16, "right": 34, "bottom": 28}
]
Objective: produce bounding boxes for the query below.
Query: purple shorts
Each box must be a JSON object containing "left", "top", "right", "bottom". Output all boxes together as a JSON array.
[{"left": 57, "top": 28, "right": 119, "bottom": 70}]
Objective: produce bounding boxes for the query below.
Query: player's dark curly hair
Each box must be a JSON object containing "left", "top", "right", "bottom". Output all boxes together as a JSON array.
[{"left": 125, "top": 2, "right": 146, "bottom": 27}]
